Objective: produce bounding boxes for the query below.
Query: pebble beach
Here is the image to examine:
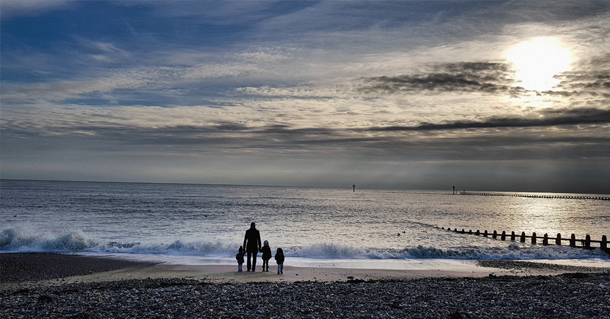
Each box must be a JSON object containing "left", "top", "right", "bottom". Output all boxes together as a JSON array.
[{"left": 2, "top": 253, "right": 610, "bottom": 318}]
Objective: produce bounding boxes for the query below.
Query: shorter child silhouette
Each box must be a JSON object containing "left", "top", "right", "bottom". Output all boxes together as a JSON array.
[
  {"left": 275, "top": 247, "right": 285, "bottom": 274},
  {"left": 236, "top": 246, "right": 245, "bottom": 272}
]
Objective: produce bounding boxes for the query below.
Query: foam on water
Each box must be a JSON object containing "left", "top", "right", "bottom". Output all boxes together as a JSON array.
[{"left": 2, "top": 228, "right": 607, "bottom": 261}]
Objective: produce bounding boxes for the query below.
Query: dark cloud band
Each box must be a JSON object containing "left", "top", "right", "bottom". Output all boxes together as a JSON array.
[{"left": 369, "top": 108, "right": 610, "bottom": 131}]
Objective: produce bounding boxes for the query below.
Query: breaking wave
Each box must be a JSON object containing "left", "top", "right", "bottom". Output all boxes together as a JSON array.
[{"left": 1, "top": 228, "right": 607, "bottom": 261}]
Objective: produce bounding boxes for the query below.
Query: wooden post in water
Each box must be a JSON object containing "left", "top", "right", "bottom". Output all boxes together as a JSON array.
[
  {"left": 585, "top": 235, "right": 591, "bottom": 249},
  {"left": 442, "top": 227, "right": 609, "bottom": 256},
  {"left": 531, "top": 232, "right": 537, "bottom": 245}
]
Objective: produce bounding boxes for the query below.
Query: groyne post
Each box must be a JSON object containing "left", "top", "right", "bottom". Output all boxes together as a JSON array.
[
  {"left": 459, "top": 191, "right": 610, "bottom": 201},
  {"left": 531, "top": 232, "right": 537, "bottom": 245},
  {"left": 442, "top": 227, "right": 609, "bottom": 256}
]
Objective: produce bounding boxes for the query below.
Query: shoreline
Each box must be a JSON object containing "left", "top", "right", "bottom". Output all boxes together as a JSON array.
[
  {"left": 2, "top": 252, "right": 609, "bottom": 287},
  {"left": 2, "top": 253, "right": 610, "bottom": 318}
]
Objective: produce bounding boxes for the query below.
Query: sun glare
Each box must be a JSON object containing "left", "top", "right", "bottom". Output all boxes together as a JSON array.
[{"left": 504, "top": 37, "right": 573, "bottom": 92}]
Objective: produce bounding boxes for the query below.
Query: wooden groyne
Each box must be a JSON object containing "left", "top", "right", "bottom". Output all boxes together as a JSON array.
[
  {"left": 459, "top": 191, "right": 610, "bottom": 201},
  {"left": 439, "top": 227, "right": 610, "bottom": 256}
]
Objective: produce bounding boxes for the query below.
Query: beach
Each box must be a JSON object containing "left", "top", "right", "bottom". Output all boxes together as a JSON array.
[{"left": 2, "top": 253, "right": 610, "bottom": 318}]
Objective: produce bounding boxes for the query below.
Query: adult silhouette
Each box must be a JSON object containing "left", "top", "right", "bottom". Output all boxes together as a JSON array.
[{"left": 243, "top": 222, "right": 262, "bottom": 271}]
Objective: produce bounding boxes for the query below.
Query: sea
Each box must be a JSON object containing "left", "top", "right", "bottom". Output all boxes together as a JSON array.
[{"left": 1, "top": 180, "right": 609, "bottom": 268}]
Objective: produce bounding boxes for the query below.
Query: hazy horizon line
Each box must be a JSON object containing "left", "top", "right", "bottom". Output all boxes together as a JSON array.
[{"left": 2, "top": 178, "right": 608, "bottom": 196}]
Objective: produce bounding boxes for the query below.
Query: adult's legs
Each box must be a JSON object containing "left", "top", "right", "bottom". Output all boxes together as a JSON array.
[{"left": 247, "top": 251, "right": 257, "bottom": 271}]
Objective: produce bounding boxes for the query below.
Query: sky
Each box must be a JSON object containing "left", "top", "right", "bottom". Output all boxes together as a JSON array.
[{"left": 1, "top": 0, "right": 609, "bottom": 194}]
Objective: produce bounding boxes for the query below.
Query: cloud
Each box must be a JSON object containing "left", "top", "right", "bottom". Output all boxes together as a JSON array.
[
  {"left": 357, "top": 62, "right": 525, "bottom": 97},
  {"left": 368, "top": 108, "right": 610, "bottom": 132},
  {"left": 0, "top": 0, "right": 71, "bottom": 19},
  {"left": 555, "top": 54, "right": 610, "bottom": 96},
  {"left": 1, "top": 68, "right": 156, "bottom": 104},
  {"left": 79, "top": 40, "right": 132, "bottom": 64},
  {"left": 127, "top": 0, "right": 295, "bottom": 22},
  {"left": 357, "top": 50, "right": 610, "bottom": 111},
  {"left": 2, "top": 1, "right": 610, "bottom": 192}
]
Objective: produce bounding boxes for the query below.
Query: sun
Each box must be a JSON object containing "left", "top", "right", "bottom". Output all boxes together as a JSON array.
[{"left": 504, "top": 37, "right": 573, "bottom": 92}]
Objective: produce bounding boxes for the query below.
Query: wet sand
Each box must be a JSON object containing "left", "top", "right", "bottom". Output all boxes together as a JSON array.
[{"left": 4, "top": 252, "right": 607, "bottom": 287}]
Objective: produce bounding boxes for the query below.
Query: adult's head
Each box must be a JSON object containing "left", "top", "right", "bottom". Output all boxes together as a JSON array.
[{"left": 250, "top": 222, "right": 256, "bottom": 229}]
